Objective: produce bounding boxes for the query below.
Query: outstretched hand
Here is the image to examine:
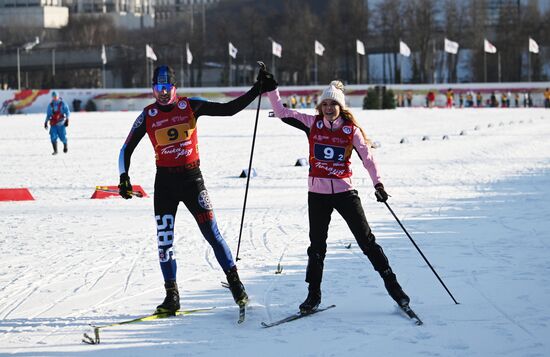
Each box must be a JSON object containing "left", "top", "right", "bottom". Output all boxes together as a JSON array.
[{"left": 257, "top": 67, "right": 278, "bottom": 93}]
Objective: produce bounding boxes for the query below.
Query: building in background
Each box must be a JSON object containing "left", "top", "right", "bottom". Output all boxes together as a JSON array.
[
  {"left": 62, "top": 0, "right": 155, "bottom": 30},
  {"left": 63, "top": 0, "right": 155, "bottom": 29},
  {"left": 154, "top": 0, "right": 219, "bottom": 25},
  {"left": 0, "top": 0, "right": 69, "bottom": 29},
  {"left": 0, "top": 0, "right": 154, "bottom": 29}
]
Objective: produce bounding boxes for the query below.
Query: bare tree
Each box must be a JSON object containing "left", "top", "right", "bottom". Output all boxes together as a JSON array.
[
  {"left": 520, "top": 0, "right": 544, "bottom": 81},
  {"left": 466, "top": 0, "right": 490, "bottom": 82},
  {"left": 374, "top": 0, "right": 405, "bottom": 84},
  {"left": 59, "top": 15, "right": 116, "bottom": 47},
  {"left": 443, "top": 0, "right": 470, "bottom": 83},
  {"left": 403, "top": 0, "right": 439, "bottom": 83},
  {"left": 324, "top": 0, "right": 369, "bottom": 84},
  {"left": 276, "top": 1, "right": 320, "bottom": 85},
  {"left": 495, "top": 1, "right": 522, "bottom": 82}
]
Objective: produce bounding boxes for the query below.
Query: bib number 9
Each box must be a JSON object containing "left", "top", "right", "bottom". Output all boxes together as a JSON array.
[
  {"left": 155, "top": 123, "right": 193, "bottom": 145},
  {"left": 314, "top": 144, "right": 345, "bottom": 162},
  {"left": 167, "top": 128, "right": 179, "bottom": 141}
]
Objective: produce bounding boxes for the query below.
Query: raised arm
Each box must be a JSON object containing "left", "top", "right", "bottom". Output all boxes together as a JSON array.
[
  {"left": 267, "top": 89, "right": 316, "bottom": 128},
  {"left": 189, "top": 64, "right": 284, "bottom": 119},
  {"left": 190, "top": 82, "right": 263, "bottom": 119}
]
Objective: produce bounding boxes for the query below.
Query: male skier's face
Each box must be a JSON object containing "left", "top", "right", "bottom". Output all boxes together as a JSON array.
[
  {"left": 321, "top": 99, "right": 340, "bottom": 122},
  {"left": 153, "top": 83, "right": 176, "bottom": 105}
]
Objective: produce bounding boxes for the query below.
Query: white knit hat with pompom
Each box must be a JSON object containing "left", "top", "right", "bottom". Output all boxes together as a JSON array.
[{"left": 319, "top": 80, "right": 346, "bottom": 108}]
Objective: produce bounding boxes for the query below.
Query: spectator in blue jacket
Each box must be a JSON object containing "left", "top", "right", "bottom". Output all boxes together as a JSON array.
[{"left": 44, "top": 91, "right": 70, "bottom": 155}]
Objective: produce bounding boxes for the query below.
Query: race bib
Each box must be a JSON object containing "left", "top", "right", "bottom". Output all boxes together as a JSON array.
[
  {"left": 154, "top": 123, "right": 193, "bottom": 146},
  {"left": 314, "top": 143, "right": 345, "bottom": 162}
]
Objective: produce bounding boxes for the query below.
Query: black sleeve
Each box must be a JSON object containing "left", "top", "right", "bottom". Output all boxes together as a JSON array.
[
  {"left": 281, "top": 117, "right": 310, "bottom": 137},
  {"left": 119, "top": 111, "right": 147, "bottom": 174},
  {"left": 190, "top": 82, "right": 261, "bottom": 119}
]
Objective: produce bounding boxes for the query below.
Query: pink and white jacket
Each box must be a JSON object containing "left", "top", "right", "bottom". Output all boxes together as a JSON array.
[{"left": 267, "top": 89, "right": 382, "bottom": 194}]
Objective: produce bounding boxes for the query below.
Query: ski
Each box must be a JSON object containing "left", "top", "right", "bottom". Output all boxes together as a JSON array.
[
  {"left": 95, "top": 186, "right": 144, "bottom": 197},
  {"left": 399, "top": 304, "right": 423, "bottom": 326},
  {"left": 221, "top": 281, "right": 248, "bottom": 324},
  {"left": 82, "top": 307, "right": 215, "bottom": 344},
  {"left": 261, "top": 304, "right": 336, "bottom": 328},
  {"left": 238, "top": 303, "right": 246, "bottom": 324}
]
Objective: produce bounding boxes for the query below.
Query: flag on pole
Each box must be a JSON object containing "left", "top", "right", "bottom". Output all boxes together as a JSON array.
[
  {"left": 272, "top": 40, "right": 282, "bottom": 58},
  {"left": 484, "top": 39, "right": 497, "bottom": 53},
  {"left": 314, "top": 40, "right": 325, "bottom": 56},
  {"left": 101, "top": 45, "right": 107, "bottom": 64},
  {"left": 186, "top": 43, "right": 193, "bottom": 64},
  {"left": 356, "top": 39, "right": 365, "bottom": 55},
  {"left": 145, "top": 44, "right": 157, "bottom": 61},
  {"left": 529, "top": 37, "right": 539, "bottom": 54},
  {"left": 399, "top": 41, "right": 411, "bottom": 57},
  {"left": 229, "top": 42, "right": 238, "bottom": 59},
  {"left": 444, "top": 38, "right": 459, "bottom": 54}
]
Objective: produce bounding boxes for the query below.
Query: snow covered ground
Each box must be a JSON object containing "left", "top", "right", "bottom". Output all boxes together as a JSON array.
[{"left": 1, "top": 105, "right": 550, "bottom": 356}]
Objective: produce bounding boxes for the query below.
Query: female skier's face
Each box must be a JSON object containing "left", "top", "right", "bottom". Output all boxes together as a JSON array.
[{"left": 321, "top": 100, "right": 340, "bottom": 121}]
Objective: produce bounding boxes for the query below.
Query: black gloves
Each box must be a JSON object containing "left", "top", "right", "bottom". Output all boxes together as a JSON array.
[
  {"left": 44, "top": 122, "right": 48, "bottom": 130},
  {"left": 374, "top": 183, "right": 389, "bottom": 203},
  {"left": 64, "top": 119, "right": 69, "bottom": 127},
  {"left": 257, "top": 68, "right": 278, "bottom": 93},
  {"left": 118, "top": 173, "right": 133, "bottom": 199}
]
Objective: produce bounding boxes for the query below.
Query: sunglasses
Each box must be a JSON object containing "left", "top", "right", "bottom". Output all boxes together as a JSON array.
[{"left": 153, "top": 83, "right": 174, "bottom": 92}]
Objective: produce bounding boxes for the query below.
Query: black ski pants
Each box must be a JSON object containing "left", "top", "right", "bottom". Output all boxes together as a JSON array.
[{"left": 306, "top": 190, "right": 392, "bottom": 289}]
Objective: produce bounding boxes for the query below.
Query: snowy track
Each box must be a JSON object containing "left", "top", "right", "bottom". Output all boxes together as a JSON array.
[{"left": 1, "top": 107, "right": 550, "bottom": 356}]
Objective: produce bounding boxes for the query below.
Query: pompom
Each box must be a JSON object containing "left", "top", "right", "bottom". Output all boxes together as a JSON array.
[{"left": 330, "top": 80, "right": 345, "bottom": 92}]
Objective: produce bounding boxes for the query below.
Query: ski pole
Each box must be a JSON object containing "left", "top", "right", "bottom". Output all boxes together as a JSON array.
[
  {"left": 377, "top": 193, "right": 459, "bottom": 304},
  {"left": 235, "top": 61, "right": 266, "bottom": 261},
  {"left": 95, "top": 186, "right": 144, "bottom": 198}
]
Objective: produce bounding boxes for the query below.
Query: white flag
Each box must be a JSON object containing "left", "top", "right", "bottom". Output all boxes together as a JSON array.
[
  {"left": 484, "top": 39, "right": 497, "bottom": 53},
  {"left": 529, "top": 37, "right": 539, "bottom": 54},
  {"left": 399, "top": 41, "right": 411, "bottom": 57},
  {"left": 356, "top": 39, "right": 365, "bottom": 55},
  {"left": 101, "top": 45, "right": 107, "bottom": 65},
  {"left": 145, "top": 44, "right": 157, "bottom": 61},
  {"left": 186, "top": 43, "right": 193, "bottom": 64},
  {"left": 314, "top": 40, "right": 325, "bottom": 56},
  {"left": 272, "top": 40, "right": 282, "bottom": 58},
  {"left": 229, "top": 42, "right": 238, "bottom": 59},
  {"left": 444, "top": 38, "right": 459, "bottom": 54}
]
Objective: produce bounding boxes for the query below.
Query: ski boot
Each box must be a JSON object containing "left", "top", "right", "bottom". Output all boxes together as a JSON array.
[
  {"left": 52, "top": 142, "right": 58, "bottom": 155},
  {"left": 299, "top": 287, "right": 321, "bottom": 314},
  {"left": 381, "top": 269, "right": 410, "bottom": 307},
  {"left": 155, "top": 280, "right": 180, "bottom": 315},
  {"left": 63, "top": 143, "right": 68, "bottom": 153},
  {"left": 226, "top": 266, "right": 248, "bottom": 305}
]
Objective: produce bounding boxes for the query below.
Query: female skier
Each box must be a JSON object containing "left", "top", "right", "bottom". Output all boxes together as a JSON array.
[{"left": 261, "top": 71, "right": 411, "bottom": 313}]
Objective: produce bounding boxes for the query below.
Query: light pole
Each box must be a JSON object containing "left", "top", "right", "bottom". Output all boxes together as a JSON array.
[{"left": 17, "top": 36, "right": 40, "bottom": 91}]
